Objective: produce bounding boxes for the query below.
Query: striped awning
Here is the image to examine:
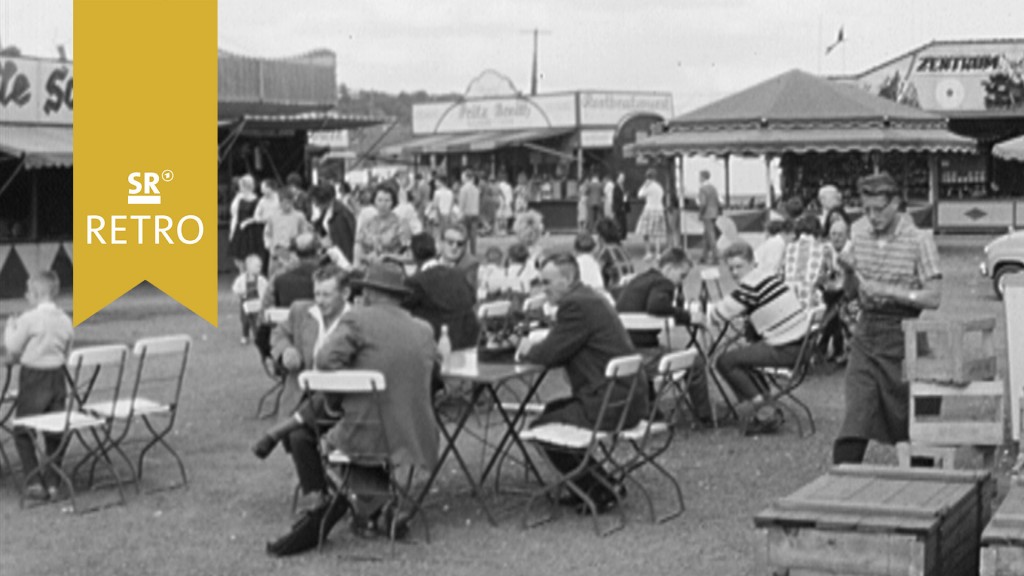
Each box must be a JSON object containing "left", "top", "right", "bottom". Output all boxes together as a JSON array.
[
  {"left": 994, "top": 135, "right": 1024, "bottom": 162},
  {"left": 379, "top": 127, "right": 574, "bottom": 157},
  {"left": 0, "top": 125, "right": 73, "bottom": 169}
]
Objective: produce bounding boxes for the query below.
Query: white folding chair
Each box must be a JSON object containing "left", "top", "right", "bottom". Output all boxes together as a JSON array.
[
  {"left": 520, "top": 354, "right": 645, "bottom": 536},
  {"left": 0, "top": 362, "right": 19, "bottom": 476},
  {"left": 84, "top": 335, "right": 191, "bottom": 491},
  {"left": 298, "top": 370, "right": 428, "bottom": 551},
  {"left": 14, "top": 345, "right": 129, "bottom": 512},
  {"left": 619, "top": 312, "right": 675, "bottom": 351}
]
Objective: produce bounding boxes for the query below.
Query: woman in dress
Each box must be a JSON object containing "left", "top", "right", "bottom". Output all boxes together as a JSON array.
[
  {"left": 228, "top": 174, "right": 267, "bottom": 273},
  {"left": 635, "top": 168, "right": 667, "bottom": 260},
  {"left": 354, "top": 183, "right": 412, "bottom": 267}
]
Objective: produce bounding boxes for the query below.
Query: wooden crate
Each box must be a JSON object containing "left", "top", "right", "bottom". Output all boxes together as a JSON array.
[
  {"left": 981, "top": 484, "right": 1024, "bottom": 576},
  {"left": 755, "top": 465, "right": 995, "bottom": 576},
  {"left": 903, "top": 317, "right": 997, "bottom": 385},
  {"left": 910, "top": 380, "right": 1007, "bottom": 447}
]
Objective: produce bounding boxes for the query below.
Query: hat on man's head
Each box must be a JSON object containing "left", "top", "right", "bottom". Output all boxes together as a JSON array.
[
  {"left": 353, "top": 262, "right": 411, "bottom": 296},
  {"left": 857, "top": 172, "right": 899, "bottom": 196}
]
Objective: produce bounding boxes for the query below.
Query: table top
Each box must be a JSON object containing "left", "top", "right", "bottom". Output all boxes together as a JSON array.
[{"left": 441, "top": 349, "right": 545, "bottom": 384}]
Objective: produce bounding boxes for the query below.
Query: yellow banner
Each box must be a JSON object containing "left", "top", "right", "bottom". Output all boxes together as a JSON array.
[{"left": 74, "top": 0, "right": 217, "bottom": 326}]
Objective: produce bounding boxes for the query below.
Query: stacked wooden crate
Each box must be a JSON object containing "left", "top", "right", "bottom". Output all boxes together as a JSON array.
[
  {"left": 755, "top": 466, "right": 995, "bottom": 576},
  {"left": 901, "top": 317, "right": 1006, "bottom": 467}
]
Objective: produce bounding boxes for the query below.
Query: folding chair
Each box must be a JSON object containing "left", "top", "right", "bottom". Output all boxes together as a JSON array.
[
  {"left": 698, "top": 267, "right": 726, "bottom": 308},
  {"left": 84, "top": 335, "right": 191, "bottom": 491},
  {"left": 13, "top": 345, "right": 129, "bottom": 513},
  {"left": 298, "top": 370, "right": 429, "bottom": 553},
  {"left": 0, "top": 362, "right": 18, "bottom": 476},
  {"left": 615, "top": 348, "right": 697, "bottom": 523},
  {"left": 750, "top": 305, "right": 827, "bottom": 437},
  {"left": 520, "top": 353, "right": 644, "bottom": 536},
  {"left": 255, "top": 307, "right": 290, "bottom": 419},
  {"left": 619, "top": 312, "right": 675, "bottom": 351}
]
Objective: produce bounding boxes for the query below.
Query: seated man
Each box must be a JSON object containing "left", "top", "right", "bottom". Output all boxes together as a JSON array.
[
  {"left": 255, "top": 232, "right": 321, "bottom": 359},
  {"left": 615, "top": 248, "right": 713, "bottom": 423},
  {"left": 253, "top": 262, "right": 439, "bottom": 555},
  {"left": 404, "top": 232, "right": 481, "bottom": 350},
  {"left": 711, "top": 241, "right": 810, "bottom": 434},
  {"left": 516, "top": 254, "right": 648, "bottom": 514}
]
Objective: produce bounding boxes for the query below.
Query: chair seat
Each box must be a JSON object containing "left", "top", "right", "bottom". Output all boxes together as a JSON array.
[
  {"left": 326, "top": 450, "right": 351, "bottom": 465},
  {"left": 620, "top": 419, "right": 670, "bottom": 441},
  {"left": 13, "top": 410, "right": 105, "bottom": 432},
  {"left": 519, "top": 423, "right": 609, "bottom": 449},
  {"left": 85, "top": 397, "right": 170, "bottom": 419},
  {"left": 498, "top": 402, "right": 545, "bottom": 416}
]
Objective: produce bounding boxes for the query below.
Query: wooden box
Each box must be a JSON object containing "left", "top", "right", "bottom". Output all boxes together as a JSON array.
[
  {"left": 755, "top": 465, "right": 995, "bottom": 576},
  {"left": 910, "top": 380, "right": 1007, "bottom": 447},
  {"left": 981, "top": 484, "right": 1024, "bottom": 576},
  {"left": 903, "top": 317, "right": 997, "bottom": 385}
]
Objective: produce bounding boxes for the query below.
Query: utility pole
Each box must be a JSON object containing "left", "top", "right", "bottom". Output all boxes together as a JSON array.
[{"left": 520, "top": 28, "right": 551, "bottom": 96}]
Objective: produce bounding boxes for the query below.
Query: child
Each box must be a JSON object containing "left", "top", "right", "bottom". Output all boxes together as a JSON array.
[
  {"left": 264, "top": 189, "right": 312, "bottom": 277},
  {"left": 478, "top": 246, "right": 506, "bottom": 300},
  {"left": 504, "top": 242, "right": 536, "bottom": 293},
  {"left": 232, "top": 253, "right": 269, "bottom": 345},
  {"left": 3, "top": 271, "right": 73, "bottom": 500}
]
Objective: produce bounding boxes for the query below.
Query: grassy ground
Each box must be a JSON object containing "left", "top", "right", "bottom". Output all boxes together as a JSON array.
[{"left": 0, "top": 234, "right": 1016, "bottom": 576}]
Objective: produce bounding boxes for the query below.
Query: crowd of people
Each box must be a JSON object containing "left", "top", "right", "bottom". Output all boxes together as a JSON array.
[{"left": 1, "top": 164, "right": 942, "bottom": 557}]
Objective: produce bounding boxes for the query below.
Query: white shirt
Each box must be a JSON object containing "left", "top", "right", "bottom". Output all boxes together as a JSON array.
[
  {"left": 576, "top": 253, "right": 605, "bottom": 289},
  {"left": 433, "top": 186, "right": 454, "bottom": 216}
]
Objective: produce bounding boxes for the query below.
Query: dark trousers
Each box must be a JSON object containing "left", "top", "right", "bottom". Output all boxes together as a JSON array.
[
  {"left": 285, "top": 425, "right": 390, "bottom": 500},
  {"left": 614, "top": 211, "right": 628, "bottom": 240},
  {"left": 14, "top": 367, "right": 68, "bottom": 486},
  {"left": 239, "top": 301, "right": 258, "bottom": 339},
  {"left": 462, "top": 215, "right": 479, "bottom": 255},
  {"left": 700, "top": 218, "right": 718, "bottom": 263},
  {"left": 715, "top": 341, "right": 801, "bottom": 401},
  {"left": 587, "top": 206, "right": 604, "bottom": 233}
]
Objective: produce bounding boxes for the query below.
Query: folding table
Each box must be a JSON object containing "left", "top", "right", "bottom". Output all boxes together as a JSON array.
[{"left": 422, "top": 349, "right": 548, "bottom": 524}]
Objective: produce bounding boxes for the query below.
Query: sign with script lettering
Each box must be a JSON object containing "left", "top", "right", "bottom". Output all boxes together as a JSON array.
[
  {"left": 579, "top": 91, "right": 673, "bottom": 126},
  {"left": 0, "top": 56, "right": 73, "bottom": 125},
  {"left": 413, "top": 93, "right": 576, "bottom": 134}
]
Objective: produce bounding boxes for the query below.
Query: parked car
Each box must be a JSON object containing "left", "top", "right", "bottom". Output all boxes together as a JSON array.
[{"left": 980, "top": 229, "right": 1024, "bottom": 299}]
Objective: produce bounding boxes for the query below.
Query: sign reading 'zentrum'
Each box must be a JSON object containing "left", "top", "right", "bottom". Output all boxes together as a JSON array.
[{"left": 74, "top": 0, "right": 217, "bottom": 326}]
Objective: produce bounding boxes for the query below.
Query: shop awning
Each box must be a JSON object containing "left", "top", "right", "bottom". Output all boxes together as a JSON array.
[
  {"left": 379, "top": 127, "right": 574, "bottom": 157},
  {"left": 0, "top": 125, "right": 73, "bottom": 169},
  {"left": 994, "top": 135, "right": 1024, "bottom": 163},
  {"left": 219, "top": 111, "right": 385, "bottom": 133}
]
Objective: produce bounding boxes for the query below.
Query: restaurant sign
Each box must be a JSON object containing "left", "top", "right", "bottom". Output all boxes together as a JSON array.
[
  {"left": 413, "top": 93, "right": 576, "bottom": 134},
  {"left": 849, "top": 40, "right": 1024, "bottom": 112},
  {"left": 578, "top": 91, "right": 674, "bottom": 126},
  {"left": 0, "top": 56, "right": 74, "bottom": 125}
]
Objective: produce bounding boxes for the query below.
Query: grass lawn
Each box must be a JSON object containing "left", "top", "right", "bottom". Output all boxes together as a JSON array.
[{"left": 0, "top": 234, "right": 1017, "bottom": 576}]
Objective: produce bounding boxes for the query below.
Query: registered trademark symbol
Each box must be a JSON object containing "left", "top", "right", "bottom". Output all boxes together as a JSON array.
[{"left": 161, "top": 170, "right": 174, "bottom": 182}]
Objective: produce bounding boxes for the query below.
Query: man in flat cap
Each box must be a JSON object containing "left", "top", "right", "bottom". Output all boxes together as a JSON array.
[{"left": 832, "top": 172, "right": 942, "bottom": 464}]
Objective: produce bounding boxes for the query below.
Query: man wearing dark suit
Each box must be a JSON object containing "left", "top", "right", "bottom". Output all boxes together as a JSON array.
[
  {"left": 404, "top": 233, "right": 480, "bottom": 350},
  {"left": 310, "top": 183, "right": 356, "bottom": 267},
  {"left": 517, "top": 253, "right": 647, "bottom": 513},
  {"left": 616, "top": 247, "right": 713, "bottom": 423},
  {"left": 262, "top": 233, "right": 319, "bottom": 310}
]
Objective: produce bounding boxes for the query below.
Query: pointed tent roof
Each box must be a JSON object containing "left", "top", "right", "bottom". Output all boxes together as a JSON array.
[{"left": 629, "top": 69, "right": 975, "bottom": 157}]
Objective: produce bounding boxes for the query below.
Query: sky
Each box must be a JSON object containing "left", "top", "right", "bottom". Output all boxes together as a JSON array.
[
  {"left": 4, "top": 0, "right": 1022, "bottom": 195},
  {"left": 6, "top": 0, "right": 1022, "bottom": 113}
]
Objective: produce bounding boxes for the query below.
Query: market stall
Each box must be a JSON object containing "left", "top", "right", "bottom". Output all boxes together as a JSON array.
[{"left": 627, "top": 69, "right": 976, "bottom": 232}]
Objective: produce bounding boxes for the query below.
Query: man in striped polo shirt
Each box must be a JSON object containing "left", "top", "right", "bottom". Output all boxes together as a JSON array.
[
  {"left": 711, "top": 241, "right": 810, "bottom": 433},
  {"left": 833, "top": 172, "right": 941, "bottom": 464}
]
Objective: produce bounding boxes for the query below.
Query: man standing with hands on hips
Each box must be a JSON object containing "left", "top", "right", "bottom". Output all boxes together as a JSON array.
[{"left": 832, "top": 172, "right": 942, "bottom": 464}]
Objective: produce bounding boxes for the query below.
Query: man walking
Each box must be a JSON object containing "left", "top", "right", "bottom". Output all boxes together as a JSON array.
[
  {"left": 697, "top": 170, "right": 721, "bottom": 264},
  {"left": 832, "top": 172, "right": 941, "bottom": 464},
  {"left": 458, "top": 169, "right": 481, "bottom": 255}
]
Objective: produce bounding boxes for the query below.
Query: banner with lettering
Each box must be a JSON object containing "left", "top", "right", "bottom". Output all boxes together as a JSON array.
[
  {"left": 74, "top": 0, "right": 217, "bottom": 325},
  {"left": 0, "top": 57, "right": 74, "bottom": 125}
]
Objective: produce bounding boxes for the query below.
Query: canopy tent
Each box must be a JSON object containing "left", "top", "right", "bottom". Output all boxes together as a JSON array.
[
  {"left": 628, "top": 69, "right": 975, "bottom": 158},
  {"left": 0, "top": 125, "right": 73, "bottom": 169},
  {"left": 379, "top": 127, "right": 574, "bottom": 158},
  {"left": 995, "top": 135, "right": 1024, "bottom": 163}
]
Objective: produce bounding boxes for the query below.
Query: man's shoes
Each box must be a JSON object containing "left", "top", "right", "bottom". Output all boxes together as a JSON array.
[
  {"left": 744, "top": 404, "right": 785, "bottom": 436},
  {"left": 251, "top": 434, "right": 278, "bottom": 460},
  {"left": 24, "top": 482, "right": 49, "bottom": 501},
  {"left": 266, "top": 497, "right": 349, "bottom": 557},
  {"left": 351, "top": 500, "right": 411, "bottom": 541}
]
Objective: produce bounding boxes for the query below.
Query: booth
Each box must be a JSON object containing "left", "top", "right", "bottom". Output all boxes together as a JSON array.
[
  {"left": 380, "top": 71, "right": 674, "bottom": 231},
  {"left": 0, "top": 55, "right": 74, "bottom": 297},
  {"left": 842, "top": 39, "right": 1024, "bottom": 231}
]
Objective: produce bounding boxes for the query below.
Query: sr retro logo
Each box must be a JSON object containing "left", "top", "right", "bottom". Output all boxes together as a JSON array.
[{"left": 86, "top": 170, "right": 204, "bottom": 245}]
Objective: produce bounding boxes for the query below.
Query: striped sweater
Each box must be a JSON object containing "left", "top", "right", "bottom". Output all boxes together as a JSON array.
[{"left": 712, "top": 268, "right": 809, "bottom": 346}]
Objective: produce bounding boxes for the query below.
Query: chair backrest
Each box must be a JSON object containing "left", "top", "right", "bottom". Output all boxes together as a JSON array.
[
  {"left": 67, "top": 344, "right": 130, "bottom": 406},
  {"left": 618, "top": 313, "right": 674, "bottom": 332},
  {"left": 128, "top": 335, "right": 191, "bottom": 416},
  {"left": 657, "top": 348, "right": 699, "bottom": 375},
  {"left": 699, "top": 266, "right": 726, "bottom": 305},
  {"left": 522, "top": 294, "right": 546, "bottom": 314},
  {"left": 604, "top": 353, "right": 644, "bottom": 379},
  {"left": 587, "top": 354, "right": 647, "bottom": 444},
  {"left": 242, "top": 299, "right": 263, "bottom": 315},
  {"left": 264, "top": 307, "right": 290, "bottom": 324},
  {"left": 478, "top": 300, "right": 512, "bottom": 319},
  {"left": 298, "top": 370, "right": 387, "bottom": 394}
]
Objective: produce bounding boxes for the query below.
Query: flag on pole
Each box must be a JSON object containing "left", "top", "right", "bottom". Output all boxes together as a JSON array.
[{"left": 825, "top": 26, "right": 845, "bottom": 55}]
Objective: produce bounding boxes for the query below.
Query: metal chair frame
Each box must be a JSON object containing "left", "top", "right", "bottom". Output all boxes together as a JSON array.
[
  {"left": 520, "top": 354, "right": 644, "bottom": 536},
  {"left": 298, "top": 370, "right": 429, "bottom": 554},
  {"left": 255, "top": 307, "right": 290, "bottom": 419}
]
